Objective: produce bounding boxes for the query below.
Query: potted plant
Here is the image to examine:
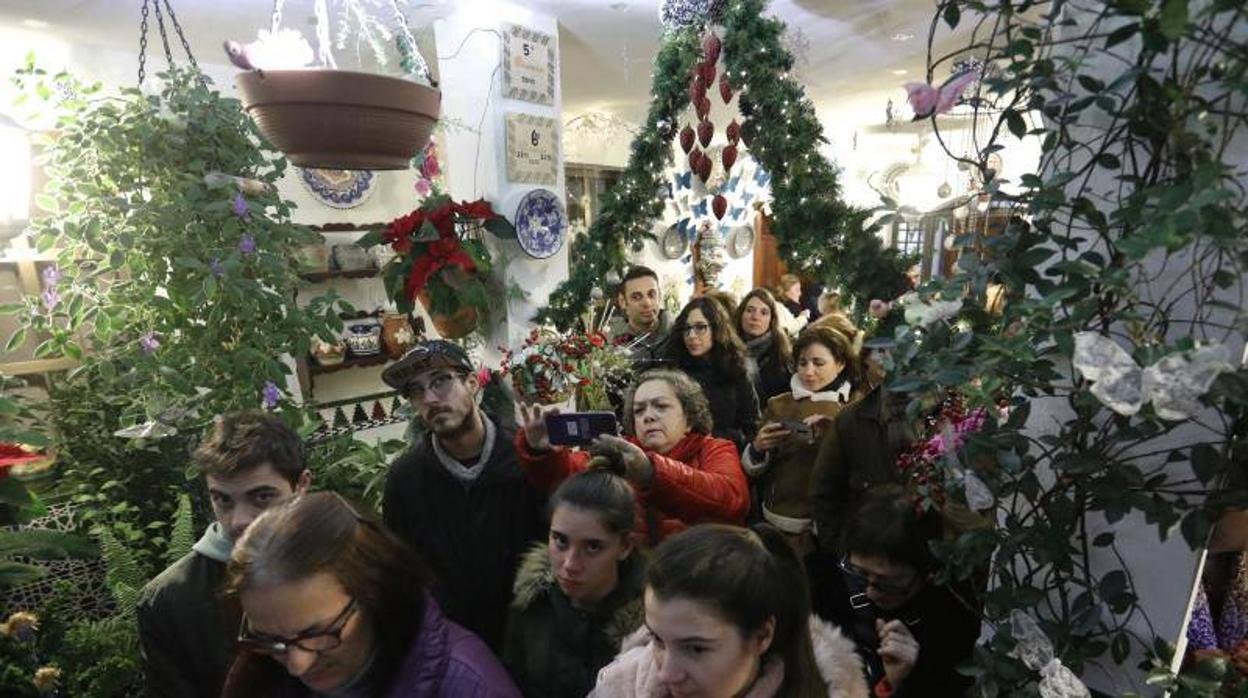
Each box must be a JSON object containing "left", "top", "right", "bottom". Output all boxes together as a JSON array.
[
  {"left": 502, "top": 328, "right": 631, "bottom": 407},
  {"left": 228, "top": 0, "right": 440, "bottom": 170},
  {"left": 359, "top": 195, "right": 513, "bottom": 339}
]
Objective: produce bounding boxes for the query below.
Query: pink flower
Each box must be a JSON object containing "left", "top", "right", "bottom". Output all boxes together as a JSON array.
[
  {"left": 420, "top": 152, "right": 441, "bottom": 179},
  {"left": 414, "top": 178, "right": 432, "bottom": 197},
  {"left": 476, "top": 366, "right": 492, "bottom": 386}
]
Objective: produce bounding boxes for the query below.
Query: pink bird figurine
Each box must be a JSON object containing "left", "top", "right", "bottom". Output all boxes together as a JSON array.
[{"left": 904, "top": 68, "right": 980, "bottom": 119}]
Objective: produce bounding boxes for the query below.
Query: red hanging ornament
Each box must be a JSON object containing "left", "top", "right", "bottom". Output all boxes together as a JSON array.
[
  {"left": 697, "top": 119, "right": 714, "bottom": 149},
  {"left": 689, "top": 147, "right": 703, "bottom": 172},
  {"left": 719, "top": 73, "right": 734, "bottom": 104},
  {"left": 712, "top": 195, "right": 728, "bottom": 220},
  {"left": 741, "top": 120, "right": 754, "bottom": 148},
  {"left": 696, "top": 95, "right": 712, "bottom": 120},
  {"left": 689, "top": 74, "right": 706, "bottom": 105},
  {"left": 697, "top": 154, "right": 713, "bottom": 182},
  {"left": 726, "top": 119, "right": 741, "bottom": 145},
  {"left": 699, "top": 61, "right": 716, "bottom": 86},
  {"left": 702, "top": 33, "right": 722, "bottom": 65},
  {"left": 680, "top": 124, "right": 695, "bottom": 154},
  {"left": 721, "top": 144, "right": 738, "bottom": 173}
]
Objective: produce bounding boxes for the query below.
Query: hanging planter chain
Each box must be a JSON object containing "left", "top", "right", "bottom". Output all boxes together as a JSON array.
[{"left": 137, "top": 0, "right": 205, "bottom": 86}]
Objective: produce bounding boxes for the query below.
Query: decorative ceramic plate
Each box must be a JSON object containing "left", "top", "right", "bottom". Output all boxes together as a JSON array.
[
  {"left": 728, "top": 225, "right": 755, "bottom": 258},
  {"left": 514, "top": 188, "right": 567, "bottom": 259},
  {"left": 660, "top": 224, "right": 688, "bottom": 260},
  {"left": 299, "top": 168, "right": 378, "bottom": 209}
]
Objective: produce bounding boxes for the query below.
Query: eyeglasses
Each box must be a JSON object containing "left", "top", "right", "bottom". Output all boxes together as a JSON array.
[
  {"left": 238, "top": 597, "right": 358, "bottom": 656},
  {"left": 839, "top": 557, "right": 918, "bottom": 596},
  {"left": 405, "top": 371, "right": 463, "bottom": 402},
  {"left": 682, "top": 322, "right": 711, "bottom": 336}
]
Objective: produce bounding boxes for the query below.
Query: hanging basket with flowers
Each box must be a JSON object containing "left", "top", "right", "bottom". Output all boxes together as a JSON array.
[
  {"left": 359, "top": 195, "right": 514, "bottom": 339},
  {"left": 229, "top": 0, "right": 441, "bottom": 170}
]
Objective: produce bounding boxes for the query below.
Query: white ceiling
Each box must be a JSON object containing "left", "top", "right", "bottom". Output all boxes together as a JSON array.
[{"left": 0, "top": 0, "right": 958, "bottom": 123}]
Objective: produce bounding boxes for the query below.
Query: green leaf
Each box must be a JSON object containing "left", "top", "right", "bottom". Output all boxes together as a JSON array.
[
  {"left": 0, "top": 529, "right": 97, "bottom": 559},
  {"left": 943, "top": 3, "right": 961, "bottom": 29},
  {"left": 5, "top": 327, "right": 27, "bottom": 353},
  {"left": 1158, "top": 0, "right": 1188, "bottom": 40},
  {"left": 355, "top": 229, "right": 384, "bottom": 248},
  {"left": 35, "top": 193, "right": 59, "bottom": 213},
  {"left": 1190, "top": 443, "right": 1223, "bottom": 483},
  {"left": 0, "top": 560, "right": 45, "bottom": 586},
  {"left": 1004, "top": 109, "right": 1027, "bottom": 139}
]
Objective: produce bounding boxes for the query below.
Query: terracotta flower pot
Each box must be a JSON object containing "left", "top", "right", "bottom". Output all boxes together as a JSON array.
[
  {"left": 235, "top": 69, "right": 441, "bottom": 170},
  {"left": 416, "top": 291, "right": 478, "bottom": 339},
  {"left": 382, "top": 312, "right": 416, "bottom": 358}
]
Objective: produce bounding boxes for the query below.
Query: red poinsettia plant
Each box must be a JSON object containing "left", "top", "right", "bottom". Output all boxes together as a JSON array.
[{"left": 359, "top": 195, "right": 515, "bottom": 326}]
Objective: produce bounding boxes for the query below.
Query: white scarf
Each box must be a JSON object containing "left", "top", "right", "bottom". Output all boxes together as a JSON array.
[{"left": 790, "top": 373, "right": 851, "bottom": 403}]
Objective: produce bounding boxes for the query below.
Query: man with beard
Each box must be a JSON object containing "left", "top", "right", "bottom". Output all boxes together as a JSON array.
[
  {"left": 381, "top": 340, "right": 545, "bottom": 650},
  {"left": 604, "top": 265, "right": 672, "bottom": 366}
]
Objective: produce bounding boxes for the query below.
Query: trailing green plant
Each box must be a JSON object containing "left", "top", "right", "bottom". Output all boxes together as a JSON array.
[
  {"left": 870, "top": 0, "right": 1247, "bottom": 694},
  {"left": 535, "top": 0, "right": 909, "bottom": 328},
  {"left": 3, "top": 60, "right": 346, "bottom": 559},
  {"left": 308, "top": 435, "right": 407, "bottom": 513}
]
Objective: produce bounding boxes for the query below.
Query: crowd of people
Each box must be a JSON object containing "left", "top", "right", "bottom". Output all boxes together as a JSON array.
[{"left": 135, "top": 266, "right": 983, "bottom": 698}]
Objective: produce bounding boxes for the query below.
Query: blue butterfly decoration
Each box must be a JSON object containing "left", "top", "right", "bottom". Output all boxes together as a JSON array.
[
  {"left": 681, "top": 257, "right": 692, "bottom": 266},
  {"left": 753, "top": 168, "right": 772, "bottom": 188},
  {"left": 718, "top": 224, "right": 730, "bottom": 236},
  {"left": 674, "top": 171, "right": 692, "bottom": 190},
  {"left": 691, "top": 199, "right": 708, "bottom": 218},
  {"left": 740, "top": 191, "right": 756, "bottom": 206},
  {"left": 729, "top": 206, "right": 744, "bottom": 221},
  {"left": 724, "top": 175, "right": 741, "bottom": 193},
  {"left": 677, "top": 217, "right": 691, "bottom": 237}
]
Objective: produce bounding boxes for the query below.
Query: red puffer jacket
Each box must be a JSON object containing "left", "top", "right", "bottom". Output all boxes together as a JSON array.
[{"left": 515, "top": 431, "right": 749, "bottom": 543}]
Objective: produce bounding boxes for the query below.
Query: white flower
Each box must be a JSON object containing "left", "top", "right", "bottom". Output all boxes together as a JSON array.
[
  {"left": 1038, "top": 658, "right": 1090, "bottom": 698},
  {"left": 900, "top": 292, "right": 963, "bottom": 326},
  {"left": 1072, "top": 332, "right": 1231, "bottom": 420},
  {"left": 1007, "top": 609, "right": 1053, "bottom": 671},
  {"left": 248, "top": 29, "right": 314, "bottom": 71}
]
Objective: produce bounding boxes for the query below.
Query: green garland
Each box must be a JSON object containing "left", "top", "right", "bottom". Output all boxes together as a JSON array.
[{"left": 534, "top": 0, "right": 909, "bottom": 328}]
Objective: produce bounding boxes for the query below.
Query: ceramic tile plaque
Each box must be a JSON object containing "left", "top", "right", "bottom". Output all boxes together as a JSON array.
[
  {"left": 505, "top": 112, "right": 559, "bottom": 185},
  {"left": 503, "top": 24, "right": 556, "bottom": 105}
]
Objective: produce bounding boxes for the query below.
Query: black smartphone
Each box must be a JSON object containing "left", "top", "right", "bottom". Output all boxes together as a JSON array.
[
  {"left": 773, "top": 419, "right": 813, "bottom": 440},
  {"left": 545, "top": 411, "right": 620, "bottom": 447}
]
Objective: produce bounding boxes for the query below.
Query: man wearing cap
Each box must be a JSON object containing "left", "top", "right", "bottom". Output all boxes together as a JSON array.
[{"left": 381, "top": 339, "right": 545, "bottom": 651}]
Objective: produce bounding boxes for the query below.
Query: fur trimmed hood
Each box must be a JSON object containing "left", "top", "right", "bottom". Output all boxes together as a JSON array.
[
  {"left": 592, "top": 616, "right": 869, "bottom": 698},
  {"left": 511, "top": 542, "right": 646, "bottom": 651}
]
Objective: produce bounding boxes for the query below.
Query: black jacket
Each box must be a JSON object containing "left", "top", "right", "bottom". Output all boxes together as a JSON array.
[
  {"left": 821, "top": 571, "right": 980, "bottom": 697},
  {"left": 679, "top": 358, "right": 760, "bottom": 451},
  {"left": 136, "top": 548, "right": 238, "bottom": 698},
  {"left": 383, "top": 420, "right": 546, "bottom": 651},
  {"left": 503, "top": 544, "right": 646, "bottom": 698}
]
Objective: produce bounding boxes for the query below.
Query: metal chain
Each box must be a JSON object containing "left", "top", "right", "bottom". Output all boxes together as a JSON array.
[
  {"left": 270, "top": 0, "right": 285, "bottom": 35},
  {"left": 161, "top": 0, "right": 206, "bottom": 83},
  {"left": 138, "top": 0, "right": 150, "bottom": 85},
  {"left": 152, "top": 0, "right": 174, "bottom": 67}
]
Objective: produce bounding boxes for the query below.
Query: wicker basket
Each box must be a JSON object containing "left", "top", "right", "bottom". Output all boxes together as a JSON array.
[{"left": 235, "top": 69, "right": 441, "bottom": 171}]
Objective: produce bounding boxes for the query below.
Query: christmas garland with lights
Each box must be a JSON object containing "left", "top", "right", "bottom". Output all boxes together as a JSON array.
[{"left": 535, "top": 0, "right": 908, "bottom": 329}]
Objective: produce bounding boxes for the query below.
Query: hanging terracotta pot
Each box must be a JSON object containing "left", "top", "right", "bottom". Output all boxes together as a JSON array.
[
  {"left": 236, "top": 69, "right": 441, "bottom": 170},
  {"left": 416, "top": 291, "right": 478, "bottom": 339},
  {"left": 382, "top": 312, "right": 416, "bottom": 358}
]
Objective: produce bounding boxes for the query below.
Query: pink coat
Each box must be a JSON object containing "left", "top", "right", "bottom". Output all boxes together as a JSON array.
[{"left": 590, "top": 616, "right": 869, "bottom": 698}]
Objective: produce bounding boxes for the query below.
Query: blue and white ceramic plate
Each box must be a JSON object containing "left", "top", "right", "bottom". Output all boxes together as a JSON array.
[
  {"left": 514, "top": 188, "right": 567, "bottom": 259},
  {"left": 299, "top": 168, "right": 377, "bottom": 209}
]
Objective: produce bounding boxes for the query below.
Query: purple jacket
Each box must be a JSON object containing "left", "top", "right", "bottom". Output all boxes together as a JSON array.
[{"left": 386, "top": 598, "right": 522, "bottom": 698}]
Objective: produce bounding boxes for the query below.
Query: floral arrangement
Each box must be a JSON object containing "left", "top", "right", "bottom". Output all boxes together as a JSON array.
[
  {"left": 502, "top": 329, "right": 630, "bottom": 408},
  {"left": 895, "top": 391, "right": 992, "bottom": 514},
  {"left": 360, "top": 195, "right": 514, "bottom": 329}
]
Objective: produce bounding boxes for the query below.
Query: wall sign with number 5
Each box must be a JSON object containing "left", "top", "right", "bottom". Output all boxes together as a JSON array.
[
  {"left": 503, "top": 24, "right": 556, "bottom": 105},
  {"left": 505, "top": 113, "right": 559, "bottom": 185}
]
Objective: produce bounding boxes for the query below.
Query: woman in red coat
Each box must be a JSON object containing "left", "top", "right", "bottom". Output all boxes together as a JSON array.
[{"left": 517, "top": 368, "right": 749, "bottom": 544}]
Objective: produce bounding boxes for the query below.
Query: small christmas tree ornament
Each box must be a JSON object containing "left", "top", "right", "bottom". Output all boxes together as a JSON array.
[
  {"left": 697, "top": 119, "right": 715, "bottom": 148},
  {"left": 680, "top": 124, "right": 696, "bottom": 153}
]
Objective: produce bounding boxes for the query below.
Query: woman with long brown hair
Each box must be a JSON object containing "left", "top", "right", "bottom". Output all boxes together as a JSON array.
[
  {"left": 662, "top": 295, "right": 760, "bottom": 450},
  {"left": 591, "top": 523, "right": 868, "bottom": 698},
  {"left": 220, "top": 492, "right": 520, "bottom": 697},
  {"left": 735, "top": 288, "right": 794, "bottom": 404}
]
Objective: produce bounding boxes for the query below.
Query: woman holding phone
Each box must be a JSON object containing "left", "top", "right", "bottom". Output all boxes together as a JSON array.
[
  {"left": 516, "top": 368, "right": 749, "bottom": 544},
  {"left": 742, "top": 326, "right": 864, "bottom": 554}
]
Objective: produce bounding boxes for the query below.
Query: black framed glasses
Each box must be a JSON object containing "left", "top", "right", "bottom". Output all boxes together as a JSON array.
[
  {"left": 682, "top": 322, "right": 711, "bottom": 336},
  {"left": 839, "top": 557, "right": 919, "bottom": 596},
  {"left": 238, "top": 597, "right": 358, "bottom": 656},
  {"left": 405, "top": 370, "right": 465, "bottom": 402}
]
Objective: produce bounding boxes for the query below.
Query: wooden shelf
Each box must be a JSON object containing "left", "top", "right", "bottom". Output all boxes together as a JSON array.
[
  {"left": 299, "top": 268, "right": 379, "bottom": 282},
  {"left": 307, "top": 352, "right": 396, "bottom": 376}
]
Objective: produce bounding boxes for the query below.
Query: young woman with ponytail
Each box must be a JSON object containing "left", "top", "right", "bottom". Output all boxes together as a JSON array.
[
  {"left": 591, "top": 523, "right": 868, "bottom": 698},
  {"left": 502, "top": 466, "right": 647, "bottom": 698}
]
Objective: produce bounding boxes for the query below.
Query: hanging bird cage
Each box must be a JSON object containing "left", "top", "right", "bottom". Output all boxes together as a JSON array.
[{"left": 233, "top": 0, "right": 441, "bottom": 171}]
